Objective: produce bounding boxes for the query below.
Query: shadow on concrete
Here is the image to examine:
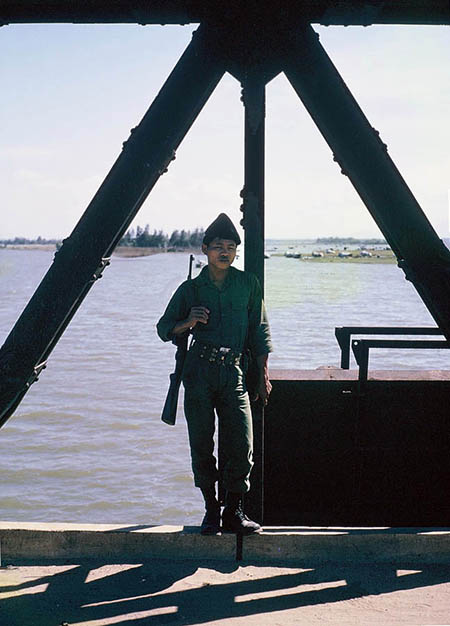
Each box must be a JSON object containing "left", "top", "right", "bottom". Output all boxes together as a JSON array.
[
  {"left": 1, "top": 557, "right": 450, "bottom": 625},
  {"left": 105, "top": 525, "right": 204, "bottom": 534},
  {"left": 104, "top": 525, "right": 157, "bottom": 533}
]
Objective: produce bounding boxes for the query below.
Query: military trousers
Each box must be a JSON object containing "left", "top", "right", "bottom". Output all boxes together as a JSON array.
[{"left": 182, "top": 343, "right": 253, "bottom": 494}]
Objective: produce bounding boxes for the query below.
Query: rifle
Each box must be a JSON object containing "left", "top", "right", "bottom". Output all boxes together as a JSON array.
[{"left": 161, "top": 253, "right": 195, "bottom": 425}]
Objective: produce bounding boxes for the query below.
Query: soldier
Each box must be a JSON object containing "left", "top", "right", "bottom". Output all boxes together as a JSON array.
[{"left": 157, "top": 213, "right": 272, "bottom": 535}]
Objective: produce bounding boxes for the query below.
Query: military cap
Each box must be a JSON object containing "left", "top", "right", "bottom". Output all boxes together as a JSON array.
[{"left": 203, "top": 213, "right": 241, "bottom": 246}]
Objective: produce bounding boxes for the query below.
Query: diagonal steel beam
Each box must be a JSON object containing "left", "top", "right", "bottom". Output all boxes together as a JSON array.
[
  {"left": 283, "top": 24, "right": 450, "bottom": 339},
  {"left": 0, "top": 24, "right": 226, "bottom": 428}
]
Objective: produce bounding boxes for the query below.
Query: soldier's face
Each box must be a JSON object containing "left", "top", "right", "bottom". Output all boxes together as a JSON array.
[{"left": 202, "top": 238, "right": 237, "bottom": 270}]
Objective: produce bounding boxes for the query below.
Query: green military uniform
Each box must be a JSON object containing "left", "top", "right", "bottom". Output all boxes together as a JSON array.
[{"left": 157, "top": 265, "right": 272, "bottom": 494}]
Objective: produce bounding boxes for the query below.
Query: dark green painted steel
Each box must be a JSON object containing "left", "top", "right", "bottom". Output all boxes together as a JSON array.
[
  {"left": 1, "top": 4, "right": 450, "bottom": 530},
  {"left": 0, "top": 24, "right": 226, "bottom": 428},
  {"left": 240, "top": 73, "right": 267, "bottom": 524},
  {"left": 352, "top": 338, "right": 450, "bottom": 381},
  {"left": 284, "top": 24, "right": 450, "bottom": 340},
  {"left": 335, "top": 326, "right": 444, "bottom": 369},
  {"left": 1, "top": 1, "right": 449, "bottom": 26},
  {"left": 241, "top": 75, "right": 266, "bottom": 295}
]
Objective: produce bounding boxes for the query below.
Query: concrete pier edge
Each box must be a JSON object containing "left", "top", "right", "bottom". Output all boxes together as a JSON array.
[{"left": 1, "top": 522, "right": 450, "bottom": 564}]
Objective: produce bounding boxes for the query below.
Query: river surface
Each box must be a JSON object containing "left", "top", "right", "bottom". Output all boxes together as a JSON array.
[{"left": 0, "top": 247, "right": 448, "bottom": 525}]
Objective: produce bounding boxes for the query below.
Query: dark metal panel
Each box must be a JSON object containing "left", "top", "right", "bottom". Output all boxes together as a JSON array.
[
  {"left": 283, "top": 25, "right": 450, "bottom": 340},
  {"left": 0, "top": 24, "right": 226, "bottom": 428},
  {"left": 264, "top": 378, "right": 450, "bottom": 525},
  {"left": 1, "top": 1, "right": 449, "bottom": 25}
]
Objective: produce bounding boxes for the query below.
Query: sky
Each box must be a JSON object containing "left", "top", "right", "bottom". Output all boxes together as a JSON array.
[{"left": 1, "top": 22, "right": 449, "bottom": 241}]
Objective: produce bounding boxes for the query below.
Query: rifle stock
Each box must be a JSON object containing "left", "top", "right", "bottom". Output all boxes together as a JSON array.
[
  {"left": 161, "top": 254, "right": 195, "bottom": 425},
  {"left": 161, "top": 336, "right": 188, "bottom": 425}
]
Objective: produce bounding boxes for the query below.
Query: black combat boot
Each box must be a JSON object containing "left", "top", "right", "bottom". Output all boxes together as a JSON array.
[
  {"left": 200, "top": 486, "right": 221, "bottom": 535},
  {"left": 222, "top": 492, "right": 262, "bottom": 535}
]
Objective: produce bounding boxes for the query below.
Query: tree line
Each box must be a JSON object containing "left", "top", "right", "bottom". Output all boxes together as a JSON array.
[
  {"left": 0, "top": 227, "right": 205, "bottom": 249},
  {"left": 316, "top": 237, "right": 386, "bottom": 245},
  {"left": 0, "top": 236, "right": 60, "bottom": 245},
  {"left": 119, "top": 226, "right": 205, "bottom": 249}
]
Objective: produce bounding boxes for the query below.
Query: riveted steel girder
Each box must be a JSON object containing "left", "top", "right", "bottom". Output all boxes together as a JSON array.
[
  {"left": 0, "top": 1, "right": 449, "bottom": 26},
  {"left": 0, "top": 24, "right": 226, "bottom": 428},
  {"left": 283, "top": 24, "right": 450, "bottom": 339},
  {"left": 240, "top": 72, "right": 266, "bottom": 524},
  {"left": 1, "top": 12, "right": 450, "bottom": 431},
  {"left": 241, "top": 74, "right": 266, "bottom": 294}
]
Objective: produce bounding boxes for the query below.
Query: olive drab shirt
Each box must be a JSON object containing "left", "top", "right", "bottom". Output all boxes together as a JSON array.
[{"left": 157, "top": 266, "right": 272, "bottom": 357}]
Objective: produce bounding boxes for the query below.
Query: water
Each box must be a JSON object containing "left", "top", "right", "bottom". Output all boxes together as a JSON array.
[{"left": 0, "top": 247, "right": 448, "bottom": 525}]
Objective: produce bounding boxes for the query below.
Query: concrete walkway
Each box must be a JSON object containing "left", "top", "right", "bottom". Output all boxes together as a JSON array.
[{"left": 1, "top": 522, "right": 450, "bottom": 625}]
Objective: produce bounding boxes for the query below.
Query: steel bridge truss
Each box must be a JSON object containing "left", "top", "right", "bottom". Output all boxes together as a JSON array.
[{"left": 1, "top": 3, "right": 450, "bottom": 427}]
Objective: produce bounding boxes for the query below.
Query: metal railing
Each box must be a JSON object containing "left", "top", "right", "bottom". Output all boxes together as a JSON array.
[{"left": 335, "top": 326, "right": 449, "bottom": 381}]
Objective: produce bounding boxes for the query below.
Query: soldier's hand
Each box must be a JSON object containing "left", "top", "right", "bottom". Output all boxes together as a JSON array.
[
  {"left": 187, "top": 306, "right": 210, "bottom": 328},
  {"left": 253, "top": 374, "right": 272, "bottom": 406}
]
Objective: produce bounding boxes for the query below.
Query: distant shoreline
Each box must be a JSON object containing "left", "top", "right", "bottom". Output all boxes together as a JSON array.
[
  {"left": 1, "top": 243, "right": 57, "bottom": 251},
  {"left": 273, "top": 248, "right": 396, "bottom": 263},
  {"left": 0, "top": 244, "right": 200, "bottom": 257},
  {"left": 113, "top": 246, "right": 201, "bottom": 257},
  {"left": 0, "top": 244, "right": 396, "bottom": 262}
]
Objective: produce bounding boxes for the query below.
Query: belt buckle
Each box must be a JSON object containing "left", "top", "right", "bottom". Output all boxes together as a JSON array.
[{"left": 218, "top": 346, "right": 230, "bottom": 365}]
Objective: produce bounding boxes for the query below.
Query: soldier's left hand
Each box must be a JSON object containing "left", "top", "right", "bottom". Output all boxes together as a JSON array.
[{"left": 254, "top": 375, "right": 272, "bottom": 406}]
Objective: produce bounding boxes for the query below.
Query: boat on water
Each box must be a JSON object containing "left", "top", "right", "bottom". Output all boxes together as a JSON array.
[{"left": 285, "top": 248, "right": 301, "bottom": 259}]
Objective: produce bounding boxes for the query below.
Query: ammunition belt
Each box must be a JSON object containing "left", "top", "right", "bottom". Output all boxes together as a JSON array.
[{"left": 192, "top": 341, "right": 242, "bottom": 366}]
